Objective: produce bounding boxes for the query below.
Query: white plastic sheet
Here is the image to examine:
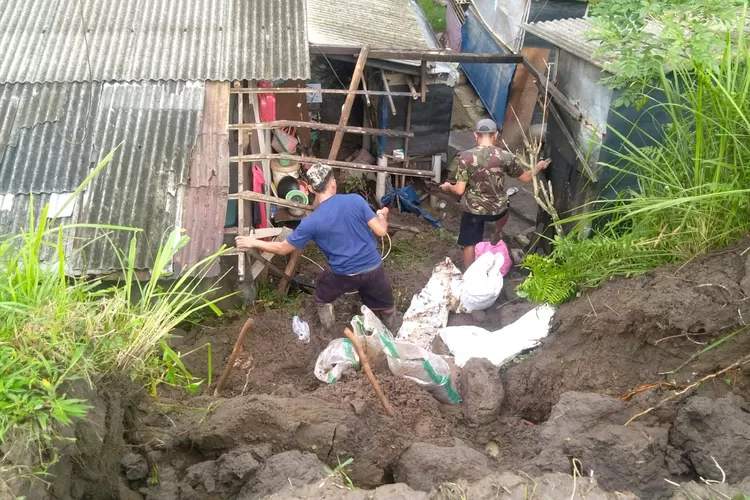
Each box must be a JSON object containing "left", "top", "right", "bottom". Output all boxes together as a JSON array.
[{"left": 439, "top": 305, "right": 557, "bottom": 367}]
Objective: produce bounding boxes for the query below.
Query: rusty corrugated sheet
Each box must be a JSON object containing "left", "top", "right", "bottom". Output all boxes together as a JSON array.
[
  {"left": 501, "top": 47, "right": 550, "bottom": 152},
  {"left": 174, "top": 82, "right": 230, "bottom": 277},
  {"left": 523, "top": 18, "right": 611, "bottom": 69},
  {"left": 0, "top": 0, "right": 310, "bottom": 84}
]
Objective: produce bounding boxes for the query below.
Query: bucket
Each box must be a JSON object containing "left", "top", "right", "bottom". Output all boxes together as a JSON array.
[
  {"left": 271, "top": 159, "right": 300, "bottom": 187},
  {"left": 286, "top": 189, "right": 309, "bottom": 217}
]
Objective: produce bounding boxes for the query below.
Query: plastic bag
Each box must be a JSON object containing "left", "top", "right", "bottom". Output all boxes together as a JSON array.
[
  {"left": 314, "top": 338, "right": 359, "bottom": 383},
  {"left": 292, "top": 316, "right": 310, "bottom": 343},
  {"left": 439, "top": 305, "right": 556, "bottom": 367},
  {"left": 458, "top": 252, "right": 505, "bottom": 312},
  {"left": 475, "top": 240, "right": 512, "bottom": 277},
  {"left": 379, "top": 334, "right": 461, "bottom": 405},
  {"left": 396, "top": 258, "right": 463, "bottom": 349}
]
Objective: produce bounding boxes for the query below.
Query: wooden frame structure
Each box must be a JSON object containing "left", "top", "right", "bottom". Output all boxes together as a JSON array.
[{"left": 225, "top": 44, "right": 586, "bottom": 288}]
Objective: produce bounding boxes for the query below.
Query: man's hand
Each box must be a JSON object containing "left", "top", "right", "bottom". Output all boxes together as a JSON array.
[
  {"left": 235, "top": 235, "right": 258, "bottom": 250},
  {"left": 439, "top": 181, "right": 453, "bottom": 192},
  {"left": 535, "top": 158, "right": 552, "bottom": 172},
  {"left": 376, "top": 207, "right": 389, "bottom": 219}
]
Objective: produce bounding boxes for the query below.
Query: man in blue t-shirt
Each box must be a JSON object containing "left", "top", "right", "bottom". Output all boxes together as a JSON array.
[{"left": 235, "top": 163, "right": 401, "bottom": 332}]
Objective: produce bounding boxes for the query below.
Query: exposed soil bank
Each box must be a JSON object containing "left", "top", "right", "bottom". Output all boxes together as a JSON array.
[{"left": 7, "top": 241, "right": 750, "bottom": 499}]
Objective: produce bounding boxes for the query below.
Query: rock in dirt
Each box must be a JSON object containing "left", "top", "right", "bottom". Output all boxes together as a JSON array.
[
  {"left": 456, "top": 358, "right": 504, "bottom": 425},
  {"left": 237, "top": 450, "right": 327, "bottom": 499},
  {"left": 185, "top": 460, "right": 219, "bottom": 493},
  {"left": 670, "top": 394, "right": 750, "bottom": 482},
  {"left": 394, "top": 442, "right": 492, "bottom": 492},
  {"left": 262, "top": 481, "right": 428, "bottom": 499},
  {"left": 217, "top": 447, "right": 261, "bottom": 488},
  {"left": 121, "top": 452, "right": 149, "bottom": 481},
  {"left": 534, "top": 392, "right": 670, "bottom": 498}
]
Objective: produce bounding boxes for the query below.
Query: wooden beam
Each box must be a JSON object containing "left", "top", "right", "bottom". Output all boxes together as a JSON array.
[
  {"left": 330, "top": 45, "right": 370, "bottom": 160},
  {"left": 235, "top": 81, "right": 246, "bottom": 281},
  {"left": 311, "top": 44, "right": 525, "bottom": 63},
  {"left": 229, "top": 120, "right": 413, "bottom": 138},
  {"left": 360, "top": 75, "right": 372, "bottom": 106},
  {"left": 230, "top": 87, "right": 418, "bottom": 97},
  {"left": 406, "top": 77, "right": 419, "bottom": 100},
  {"left": 278, "top": 249, "right": 302, "bottom": 294},
  {"left": 420, "top": 61, "right": 427, "bottom": 104},
  {"left": 230, "top": 153, "right": 434, "bottom": 177},
  {"left": 381, "top": 72, "right": 397, "bottom": 116}
]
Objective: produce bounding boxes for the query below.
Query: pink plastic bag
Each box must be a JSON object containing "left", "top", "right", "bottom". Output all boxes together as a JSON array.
[{"left": 475, "top": 240, "right": 511, "bottom": 276}]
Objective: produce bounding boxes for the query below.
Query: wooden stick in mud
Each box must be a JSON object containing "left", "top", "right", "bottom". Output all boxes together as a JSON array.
[
  {"left": 343, "top": 328, "right": 396, "bottom": 417},
  {"left": 214, "top": 317, "right": 254, "bottom": 397}
]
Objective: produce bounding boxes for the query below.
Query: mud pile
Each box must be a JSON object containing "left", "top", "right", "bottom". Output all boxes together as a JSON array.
[{"left": 9, "top": 242, "right": 750, "bottom": 499}]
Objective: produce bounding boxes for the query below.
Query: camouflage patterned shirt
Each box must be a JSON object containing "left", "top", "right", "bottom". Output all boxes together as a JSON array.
[{"left": 456, "top": 145, "right": 524, "bottom": 215}]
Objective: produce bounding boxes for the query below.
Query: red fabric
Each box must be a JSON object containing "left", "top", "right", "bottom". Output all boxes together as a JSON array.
[
  {"left": 252, "top": 165, "right": 267, "bottom": 229},
  {"left": 258, "top": 80, "right": 276, "bottom": 122}
]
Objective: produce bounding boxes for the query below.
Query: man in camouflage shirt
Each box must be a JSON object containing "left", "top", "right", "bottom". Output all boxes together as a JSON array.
[{"left": 441, "top": 119, "right": 551, "bottom": 268}]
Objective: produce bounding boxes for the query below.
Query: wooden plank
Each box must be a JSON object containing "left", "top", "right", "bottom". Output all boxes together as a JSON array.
[
  {"left": 248, "top": 87, "right": 273, "bottom": 226},
  {"left": 381, "top": 72, "right": 397, "bottom": 116},
  {"left": 249, "top": 228, "right": 292, "bottom": 279},
  {"left": 278, "top": 249, "right": 302, "bottom": 294},
  {"left": 420, "top": 61, "right": 427, "bottom": 104},
  {"left": 229, "top": 120, "right": 413, "bottom": 138},
  {"left": 406, "top": 77, "right": 419, "bottom": 100},
  {"left": 310, "top": 45, "right": 525, "bottom": 63},
  {"left": 401, "top": 98, "right": 413, "bottom": 189},
  {"left": 329, "top": 45, "right": 370, "bottom": 160},
  {"left": 230, "top": 87, "right": 418, "bottom": 97},
  {"left": 229, "top": 154, "right": 434, "bottom": 177}
]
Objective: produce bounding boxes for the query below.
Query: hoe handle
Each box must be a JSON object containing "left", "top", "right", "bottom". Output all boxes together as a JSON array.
[
  {"left": 214, "top": 317, "right": 254, "bottom": 397},
  {"left": 343, "top": 328, "right": 396, "bottom": 417}
]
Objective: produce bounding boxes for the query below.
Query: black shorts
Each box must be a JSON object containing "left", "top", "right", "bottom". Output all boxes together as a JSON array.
[
  {"left": 458, "top": 210, "right": 509, "bottom": 247},
  {"left": 314, "top": 265, "right": 395, "bottom": 311}
]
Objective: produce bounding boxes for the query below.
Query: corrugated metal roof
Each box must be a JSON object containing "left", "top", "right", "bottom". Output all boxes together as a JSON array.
[
  {"left": 307, "top": 0, "right": 436, "bottom": 50},
  {"left": 76, "top": 81, "right": 205, "bottom": 273},
  {"left": 523, "top": 18, "right": 612, "bottom": 69},
  {"left": 0, "top": 82, "right": 101, "bottom": 194},
  {"left": 0, "top": 0, "right": 310, "bottom": 84}
]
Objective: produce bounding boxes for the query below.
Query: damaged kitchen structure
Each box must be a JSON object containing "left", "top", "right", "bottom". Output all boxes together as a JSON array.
[{"left": 0, "top": 0, "right": 658, "bottom": 284}]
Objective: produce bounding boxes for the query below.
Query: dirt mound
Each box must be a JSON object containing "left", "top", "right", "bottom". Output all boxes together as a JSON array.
[{"left": 504, "top": 243, "right": 750, "bottom": 422}]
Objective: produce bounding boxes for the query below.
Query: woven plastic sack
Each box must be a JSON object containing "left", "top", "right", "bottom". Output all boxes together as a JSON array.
[
  {"left": 378, "top": 334, "right": 461, "bottom": 405},
  {"left": 271, "top": 127, "right": 298, "bottom": 153},
  {"left": 314, "top": 338, "right": 359, "bottom": 384},
  {"left": 458, "top": 252, "right": 505, "bottom": 312}
]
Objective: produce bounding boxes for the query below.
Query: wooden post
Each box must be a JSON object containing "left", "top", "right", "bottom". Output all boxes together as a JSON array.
[
  {"left": 401, "top": 98, "right": 413, "bottom": 189},
  {"left": 278, "top": 250, "right": 302, "bottom": 294},
  {"left": 420, "top": 61, "right": 427, "bottom": 104},
  {"left": 380, "top": 71, "right": 397, "bottom": 116},
  {"left": 235, "top": 81, "right": 246, "bottom": 281},
  {"left": 329, "top": 45, "right": 371, "bottom": 161}
]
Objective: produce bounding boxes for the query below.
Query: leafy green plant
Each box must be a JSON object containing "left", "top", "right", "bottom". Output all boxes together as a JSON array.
[
  {"left": 0, "top": 151, "right": 232, "bottom": 480},
  {"left": 515, "top": 254, "right": 577, "bottom": 305},
  {"left": 323, "top": 457, "right": 356, "bottom": 490},
  {"left": 520, "top": 20, "right": 750, "bottom": 303},
  {"left": 417, "top": 0, "right": 446, "bottom": 32}
]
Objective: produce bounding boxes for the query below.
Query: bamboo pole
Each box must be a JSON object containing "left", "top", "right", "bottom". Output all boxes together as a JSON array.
[
  {"left": 229, "top": 120, "right": 413, "bottom": 137},
  {"left": 230, "top": 154, "right": 433, "bottom": 177},
  {"left": 329, "top": 45, "right": 371, "bottom": 161},
  {"left": 230, "top": 88, "right": 417, "bottom": 97}
]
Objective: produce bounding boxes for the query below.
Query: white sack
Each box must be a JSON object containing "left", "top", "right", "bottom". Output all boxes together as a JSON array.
[
  {"left": 439, "top": 305, "right": 556, "bottom": 367},
  {"left": 458, "top": 251, "right": 505, "bottom": 313}
]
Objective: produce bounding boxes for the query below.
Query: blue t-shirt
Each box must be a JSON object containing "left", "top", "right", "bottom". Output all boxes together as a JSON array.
[{"left": 286, "top": 194, "right": 382, "bottom": 275}]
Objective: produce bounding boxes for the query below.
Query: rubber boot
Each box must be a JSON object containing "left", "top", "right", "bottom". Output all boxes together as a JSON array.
[
  {"left": 379, "top": 309, "right": 403, "bottom": 333},
  {"left": 317, "top": 303, "right": 334, "bottom": 329}
]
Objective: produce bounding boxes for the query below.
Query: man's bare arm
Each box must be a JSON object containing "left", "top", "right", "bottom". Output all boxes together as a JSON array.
[
  {"left": 235, "top": 237, "right": 297, "bottom": 255},
  {"left": 440, "top": 181, "right": 467, "bottom": 196},
  {"left": 518, "top": 159, "right": 552, "bottom": 184},
  {"left": 368, "top": 207, "right": 389, "bottom": 237}
]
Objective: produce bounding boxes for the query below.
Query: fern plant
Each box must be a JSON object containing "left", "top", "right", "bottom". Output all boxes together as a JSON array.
[{"left": 516, "top": 254, "right": 577, "bottom": 305}]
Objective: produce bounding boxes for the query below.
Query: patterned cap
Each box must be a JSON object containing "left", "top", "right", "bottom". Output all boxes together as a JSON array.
[
  {"left": 475, "top": 119, "right": 498, "bottom": 134},
  {"left": 306, "top": 162, "right": 333, "bottom": 191}
]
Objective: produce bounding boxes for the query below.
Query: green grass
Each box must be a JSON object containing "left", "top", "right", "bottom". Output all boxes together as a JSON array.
[
  {"left": 519, "top": 21, "right": 750, "bottom": 303},
  {"left": 417, "top": 0, "right": 446, "bottom": 33},
  {"left": 0, "top": 151, "right": 231, "bottom": 481}
]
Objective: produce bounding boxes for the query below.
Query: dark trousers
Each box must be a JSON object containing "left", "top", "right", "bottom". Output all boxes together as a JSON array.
[{"left": 314, "top": 265, "right": 395, "bottom": 311}]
